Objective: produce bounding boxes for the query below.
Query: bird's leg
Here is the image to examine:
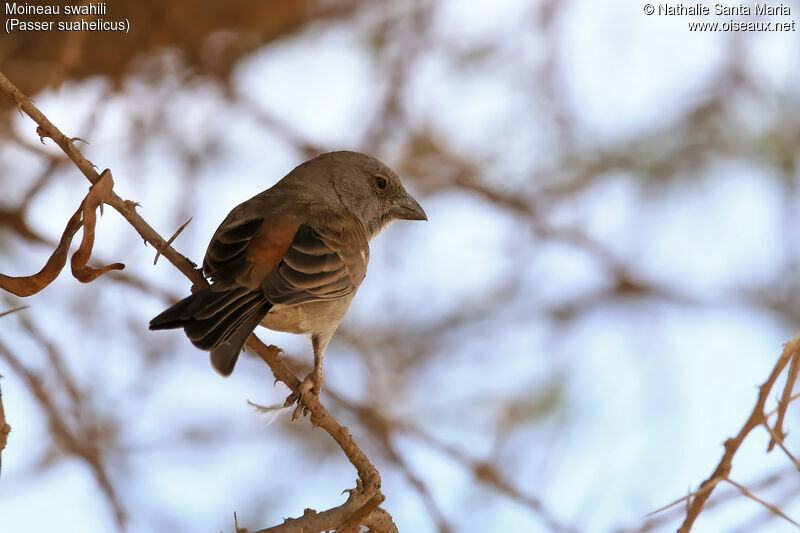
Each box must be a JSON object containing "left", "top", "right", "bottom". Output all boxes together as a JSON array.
[
  {"left": 301, "top": 334, "right": 325, "bottom": 396},
  {"left": 290, "top": 335, "right": 326, "bottom": 420},
  {"left": 311, "top": 344, "right": 324, "bottom": 394}
]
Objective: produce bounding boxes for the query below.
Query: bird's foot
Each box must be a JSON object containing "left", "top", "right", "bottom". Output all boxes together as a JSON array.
[
  {"left": 281, "top": 390, "right": 305, "bottom": 421},
  {"left": 285, "top": 369, "right": 324, "bottom": 421},
  {"left": 306, "top": 365, "right": 324, "bottom": 395}
]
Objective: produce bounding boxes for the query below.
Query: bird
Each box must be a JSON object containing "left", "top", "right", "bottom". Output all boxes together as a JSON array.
[{"left": 149, "top": 151, "right": 426, "bottom": 397}]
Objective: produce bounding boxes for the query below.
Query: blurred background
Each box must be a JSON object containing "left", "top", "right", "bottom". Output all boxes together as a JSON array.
[{"left": 1, "top": 1, "right": 800, "bottom": 531}]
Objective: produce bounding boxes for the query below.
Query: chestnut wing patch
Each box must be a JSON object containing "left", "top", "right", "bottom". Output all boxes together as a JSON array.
[
  {"left": 203, "top": 216, "right": 366, "bottom": 306},
  {"left": 260, "top": 224, "right": 360, "bottom": 305},
  {"left": 203, "top": 216, "right": 301, "bottom": 286}
]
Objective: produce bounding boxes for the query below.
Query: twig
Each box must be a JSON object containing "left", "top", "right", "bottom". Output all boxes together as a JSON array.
[
  {"left": 335, "top": 492, "right": 384, "bottom": 533},
  {"left": 730, "top": 475, "right": 800, "bottom": 533},
  {"left": 645, "top": 477, "right": 723, "bottom": 518},
  {"left": 770, "top": 351, "right": 800, "bottom": 451},
  {"left": 766, "top": 393, "right": 800, "bottom": 419},
  {"left": 362, "top": 507, "right": 400, "bottom": 533},
  {"left": 726, "top": 477, "right": 800, "bottom": 528},
  {"left": 760, "top": 422, "right": 800, "bottom": 471},
  {"left": 618, "top": 469, "right": 795, "bottom": 533},
  {"left": 252, "top": 487, "right": 386, "bottom": 533}
]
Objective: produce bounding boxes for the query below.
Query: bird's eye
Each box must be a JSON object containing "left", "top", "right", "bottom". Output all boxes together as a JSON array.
[{"left": 374, "top": 176, "right": 388, "bottom": 190}]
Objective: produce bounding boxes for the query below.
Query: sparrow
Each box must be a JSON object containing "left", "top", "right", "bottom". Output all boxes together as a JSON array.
[{"left": 149, "top": 151, "right": 426, "bottom": 395}]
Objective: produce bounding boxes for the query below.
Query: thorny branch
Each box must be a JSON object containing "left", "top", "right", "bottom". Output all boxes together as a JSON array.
[
  {"left": 770, "top": 352, "right": 800, "bottom": 452},
  {"left": 0, "top": 71, "right": 392, "bottom": 533},
  {"left": 617, "top": 469, "right": 800, "bottom": 533},
  {"left": 670, "top": 334, "right": 800, "bottom": 532}
]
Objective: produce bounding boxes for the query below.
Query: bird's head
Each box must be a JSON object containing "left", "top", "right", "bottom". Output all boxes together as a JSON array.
[{"left": 303, "top": 151, "right": 427, "bottom": 238}]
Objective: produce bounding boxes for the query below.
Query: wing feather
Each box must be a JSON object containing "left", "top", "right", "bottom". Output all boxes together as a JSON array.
[
  {"left": 202, "top": 211, "right": 368, "bottom": 307},
  {"left": 260, "top": 218, "right": 368, "bottom": 306}
]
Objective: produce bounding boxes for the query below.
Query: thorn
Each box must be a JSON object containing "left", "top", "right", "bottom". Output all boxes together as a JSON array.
[
  {"left": 69, "top": 136, "right": 89, "bottom": 145},
  {"left": 95, "top": 169, "right": 112, "bottom": 216},
  {"left": 154, "top": 217, "right": 193, "bottom": 265},
  {"left": 234, "top": 511, "right": 248, "bottom": 533},
  {"left": 35, "top": 125, "right": 48, "bottom": 144}
]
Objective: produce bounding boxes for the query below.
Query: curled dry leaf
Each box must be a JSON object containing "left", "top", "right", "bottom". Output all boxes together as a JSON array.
[
  {"left": 0, "top": 169, "right": 124, "bottom": 295},
  {"left": 71, "top": 170, "right": 125, "bottom": 282},
  {"left": 0, "top": 207, "right": 83, "bottom": 296}
]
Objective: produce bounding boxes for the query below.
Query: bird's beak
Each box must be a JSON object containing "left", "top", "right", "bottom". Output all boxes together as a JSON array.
[{"left": 391, "top": 192, "right": 427, "bottom": 221}]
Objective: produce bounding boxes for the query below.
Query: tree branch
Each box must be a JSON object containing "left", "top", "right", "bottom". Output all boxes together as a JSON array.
[
  {"left": 677, "top": 334, "right": 800, "bottom": 531},
  {"left": 251, "top": 489, "right": 391, "bottom": 533}
]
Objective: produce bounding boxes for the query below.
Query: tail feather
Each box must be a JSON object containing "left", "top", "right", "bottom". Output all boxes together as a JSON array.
[
  {"left": 149, "top": 284, "right": 272, "bottom": 376},
  {"left": 210, "top": 301, "right": 271, "bottom": 376},
  {"left": 193, "top": 286, "right": 251, "bottom": 320},
  {"left": 184, "top": 291, "right": 260, "bottom": 348}
]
